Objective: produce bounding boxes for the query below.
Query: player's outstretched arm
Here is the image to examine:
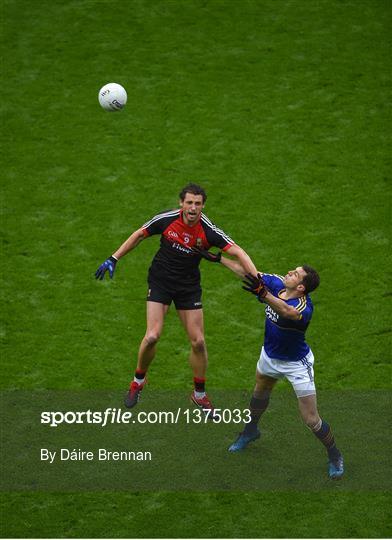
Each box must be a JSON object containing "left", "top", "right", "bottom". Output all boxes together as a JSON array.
[
  {"left": 112, "top": 228, "right": 146, "bottom": 260},
  {"left": 225, "top": 244, "right": 258, "bottom": 277},
  {"left": 220, "top": 255, "right": 249, "bottom": 278},
  {"left": 195, "top": 247, "right": 260, "bottom": 279},
  {"left": 194, "top": 245, "right": 260, "bottom": 278},
  {"left": 95, "top": 228, "right": 145, "bottom": 280}
]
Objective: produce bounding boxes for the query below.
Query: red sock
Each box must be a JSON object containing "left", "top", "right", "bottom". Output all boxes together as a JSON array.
[{"left": 194, "top": 377, "right": 205, "bottom": 393}]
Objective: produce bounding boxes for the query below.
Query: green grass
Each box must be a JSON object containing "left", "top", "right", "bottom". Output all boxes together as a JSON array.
[
  {"left": 2, "top": 492, "right": 391, "bottom": 538},
  {"left": 1, "top": 0, "right": 391, "bottom": 537}
]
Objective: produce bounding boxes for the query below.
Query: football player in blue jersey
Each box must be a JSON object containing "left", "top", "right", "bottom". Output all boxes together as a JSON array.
[{"left": 196, "top": 250, "right": 344, "bottom": 479}]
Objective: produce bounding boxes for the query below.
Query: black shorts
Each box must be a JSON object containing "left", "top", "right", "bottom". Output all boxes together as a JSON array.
[{"left": 147, "top": 282, "right": 202, "bottom": 310}]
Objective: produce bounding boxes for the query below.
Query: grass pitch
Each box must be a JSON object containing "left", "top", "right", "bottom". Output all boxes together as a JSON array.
[{"left": 1, "top": 0, "right": 391, "bottom": 537}]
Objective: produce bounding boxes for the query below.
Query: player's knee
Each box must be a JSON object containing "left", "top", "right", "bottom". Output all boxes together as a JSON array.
[
  {"left": 303, "top": 414, "right": 321, "bottom": 430},
  {"left": 144, "top": 331, "right": 160, "bottom": 346},
  {"left": 191, "top": 337, "right": 206, "bottom": 353}
]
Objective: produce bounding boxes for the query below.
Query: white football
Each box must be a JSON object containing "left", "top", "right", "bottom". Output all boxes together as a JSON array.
[{"left": 98, "top": 83, "right": 127, "bottom": 112}]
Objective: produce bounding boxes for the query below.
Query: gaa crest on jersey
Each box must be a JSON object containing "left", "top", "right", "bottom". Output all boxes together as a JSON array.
[{"left": 196, "top": 238, "right": 203, "bottom": 248}]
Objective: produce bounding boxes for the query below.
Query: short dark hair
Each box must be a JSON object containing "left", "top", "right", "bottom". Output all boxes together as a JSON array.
[
  {"left": 301, "top": 265, "right": 320, "bottom": 294},
  {"left": 179, "top": 183, "right": 207, "bottom": 203}
]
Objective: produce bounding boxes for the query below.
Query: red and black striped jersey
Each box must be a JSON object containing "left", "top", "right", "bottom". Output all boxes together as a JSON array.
[{"left": 141, "top": 209, "right": 234, "bottom": 289}]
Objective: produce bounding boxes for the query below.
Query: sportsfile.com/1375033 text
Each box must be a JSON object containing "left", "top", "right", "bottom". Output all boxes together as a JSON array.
[{"left": 40, "top": 408, "right": 252, "bottom": 427}]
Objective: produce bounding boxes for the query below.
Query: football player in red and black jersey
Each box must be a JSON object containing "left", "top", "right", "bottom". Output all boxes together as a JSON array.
[{"left": 95, "top": 183, "right": 257, "bottom": 414}]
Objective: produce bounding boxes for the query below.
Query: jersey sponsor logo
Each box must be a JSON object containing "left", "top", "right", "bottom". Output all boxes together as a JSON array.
[
  {"left": 172, "top": 242, "right": 192, "bottom": 254},
  {"left": 265, "top": 305, "right": 279, "bottom": 322}
]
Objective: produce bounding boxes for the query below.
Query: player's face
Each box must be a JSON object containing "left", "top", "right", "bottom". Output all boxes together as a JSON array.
[
  {"left": 284, "top": 266, "right": 307, "bottom": 292},
  {"left": 180, "top": 193, "right": 204, "bottom": 225}
]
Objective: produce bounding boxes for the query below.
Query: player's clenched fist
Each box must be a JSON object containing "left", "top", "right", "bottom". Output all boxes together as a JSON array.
[{"left": 95, "top": 256, "right": 118, "bottom": 280}]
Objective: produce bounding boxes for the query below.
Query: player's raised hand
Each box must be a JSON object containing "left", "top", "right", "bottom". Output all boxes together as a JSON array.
[
  {"left": 242, "top": 273, "right": 268, "bottom": 300},
  {"left": 192, "top": 247, "right": 222, "bottom": 263},
  {"left": 95, "top": 256, "right": 118, "bottom": 280}
]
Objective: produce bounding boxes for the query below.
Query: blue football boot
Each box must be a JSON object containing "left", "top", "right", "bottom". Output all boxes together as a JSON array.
[
  {"left": 228, "top": 429, "right": 261, "bottom": 452},
  {"left": 328, "top": 455, "right": 344, "bottom": 479}
]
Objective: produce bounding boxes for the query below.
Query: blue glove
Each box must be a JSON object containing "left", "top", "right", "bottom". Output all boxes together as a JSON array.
[{"left": 95, "top": 256, "right": 118, "bottom": 280}]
